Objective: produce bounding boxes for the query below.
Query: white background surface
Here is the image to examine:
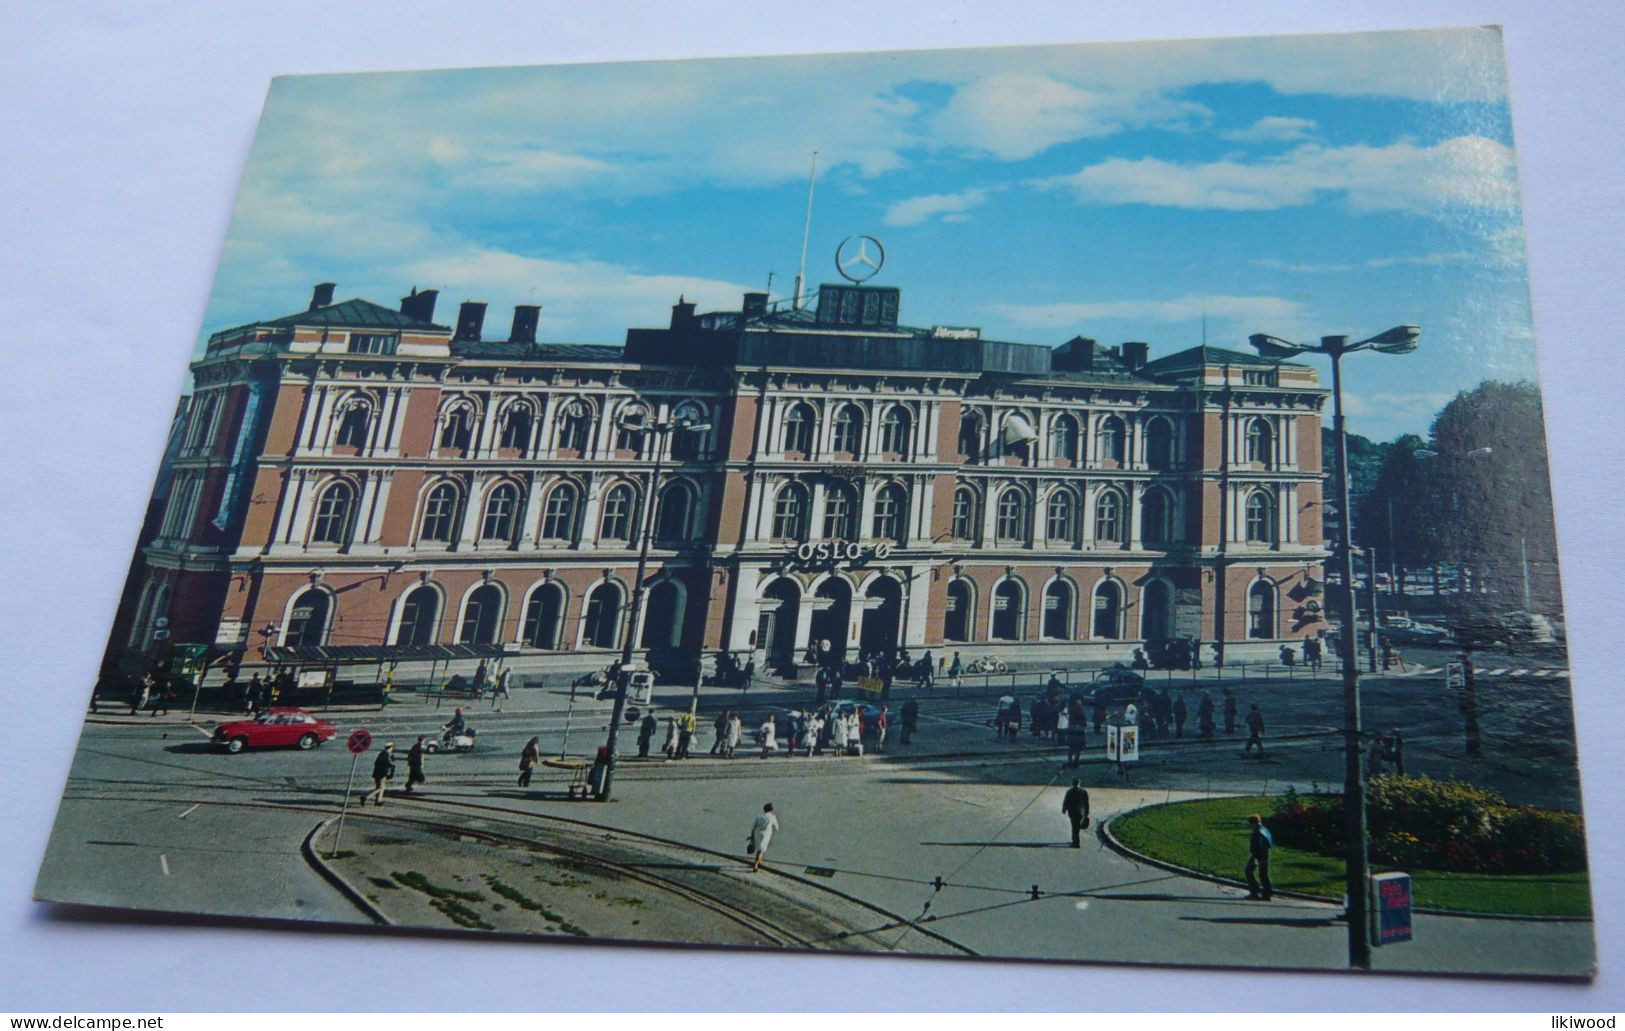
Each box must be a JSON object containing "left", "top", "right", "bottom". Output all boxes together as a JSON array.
[{"left": 3, "top": 0, "right": 1622, "bottom": 1012}]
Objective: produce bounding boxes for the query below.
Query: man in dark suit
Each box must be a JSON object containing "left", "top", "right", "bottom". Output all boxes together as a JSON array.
[
  {"left": 1061, "top": 780, "right": 1091, "bottom": 848},
  {"left": 1246, "top": 814, "right": 1274, "bottom": 900}
]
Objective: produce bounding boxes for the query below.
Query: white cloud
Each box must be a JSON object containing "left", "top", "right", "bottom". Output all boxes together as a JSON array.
[
  {"left": 882, "top": 188, "right": 993, "bottom": 226},
  {"left": 1341, "top": 391, "right": 1455, "bottom": 422},
  {"left": 988, "top": 294, "right": 1305, "bottom": 330},
  {"left": 932, "top": 74, "right": 1207, "bottom": 160},
  {"left": 1033, "top": 136, "right": 1519, "bottom": 216},
  {"left": 1220, "top": 116, "right": 1317, "bottom": 143},
  {"left": 1252, "top": 251, "right": 1476, "bottom": 273}
]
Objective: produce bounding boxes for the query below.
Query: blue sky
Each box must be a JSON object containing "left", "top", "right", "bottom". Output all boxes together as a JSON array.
[{"left": 203, "top": 26, "right": 1538, "bottom": 442}]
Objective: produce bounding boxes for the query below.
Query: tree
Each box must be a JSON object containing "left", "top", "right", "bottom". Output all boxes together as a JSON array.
[{"left": 1357, "top": 433, "right": 1448, "bottom": 591}]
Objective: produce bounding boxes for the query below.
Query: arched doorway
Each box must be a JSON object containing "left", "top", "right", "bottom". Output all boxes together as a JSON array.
[
  {"left": 991, "top": 579, "right": 1025, "bottom": 641},
  {"left": 1141, "top": 580, "right": 1173, "bottom": 641},
  {"left": 286, "top": 589, "right": 331, "bottom": 648},
  {"left": 1248, "top": 580, "right": 1276, "bottom": 639},
  {"left": 394, "top": 585, "right": 440, "bottom": 647},
  {"left": 581, "top": 583, "right": 623, "bottom": 649},
  {"left": 1092, "top": 580, "right": 1123, "bottom": 639},
  {"left": 1042, "top": 579, "right": 1075, "bottom": 640},
  {"left": 523, "top": 583, "right": 566, "bottom": 649},
  {"left": 809, "top": 578, "right": 852, "bottom": 664},
  {"left": 756, "top": 578, "right": 800, "bottom": 668},
  {"left": 459, "top": 584, "right": 503, "bottom": 645},
  {"left": 860, "top": 576, "right": 903, "bottom": 657},
  {"left": 944, "top": 579, "right": 973, "bottom": 643},
  {"left": 640, "top": 579, "right": 684, "bottom": 650}
]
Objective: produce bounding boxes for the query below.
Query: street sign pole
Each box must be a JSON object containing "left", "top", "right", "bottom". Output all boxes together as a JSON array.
[{"left": 332, "top": 729, "right": 372, "bottom": 857}]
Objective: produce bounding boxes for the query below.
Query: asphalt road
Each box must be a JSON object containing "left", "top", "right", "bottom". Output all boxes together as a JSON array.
[{"left": 35, "top": 642, "right": 1592, "bottom": 976}]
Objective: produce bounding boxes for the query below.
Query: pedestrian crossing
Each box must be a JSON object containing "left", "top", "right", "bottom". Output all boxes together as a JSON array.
[{"left": 1389, "top": 665, "right": 1569, "bottom": 679}]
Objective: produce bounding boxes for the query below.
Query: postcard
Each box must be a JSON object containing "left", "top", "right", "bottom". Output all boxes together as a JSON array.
[{"left": 36, "top": 26, "right": 1592, "bottom": 978}]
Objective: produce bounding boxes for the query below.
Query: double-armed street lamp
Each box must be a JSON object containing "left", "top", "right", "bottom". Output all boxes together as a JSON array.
[
  {"left": 596, "top": 408, "right": 712, "bottom": 802},
  {"left": 1248, "top": 324, "right": 1419, "bottom": 970}
]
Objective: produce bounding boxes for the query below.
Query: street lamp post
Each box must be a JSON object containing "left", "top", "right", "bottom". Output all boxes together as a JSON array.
[
  {"left": 596, "top": 411, "right": 711, "bottom": 802},
  {"left": 1249, "top": 324, "right": 1419, "bottom": 970}
]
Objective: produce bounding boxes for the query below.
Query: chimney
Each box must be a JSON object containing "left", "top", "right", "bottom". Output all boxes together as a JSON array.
[
  {"left": 1123, "top": 341, "right": 1149, "bottom": 371},
  {"left": 509, "top": 304, "right": 541, "bottom": 344},
  {"left": 670, "top": 295, "right": 698, "bottom": 331},
  {"left": 1051, "top": 335, "right": 1099, "bottom": 372},
  {"left": 454, "top": 301, "right": 488, "bottom": 343},
  {"left": 400, "top": 287, "right": 439, "bottom": 324},
  {"left": 309, "top": 282, "right": 336, "bottom": 311},
  {"left": 742, "top": 292, "right": 768, "bottom": 320}
]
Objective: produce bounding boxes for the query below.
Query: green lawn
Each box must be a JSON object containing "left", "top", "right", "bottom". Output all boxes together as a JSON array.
[{"left": 1111, "top": 795, "right": 1592, "bottom": 918}]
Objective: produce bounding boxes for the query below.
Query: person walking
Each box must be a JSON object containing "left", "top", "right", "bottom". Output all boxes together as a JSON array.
[
  {"left": 900, "top": 698, "right": 919, "bottom": 745},
  {"left": 131, "top": 672, "right": 155, "bottom": 717},
  {"left": 1243, "top": 704, "right": 1266, "bottom": 758},
  {"left": 1304, "top": 636, "right": 1323, "bottom": 673},
  {"left": 747, "top": 803, "right": 779, "bottom": 873},
  {"left": 363, "top": 742, "right": 396, "bottom": 806},
  {"left": 1387, "top": 728, "right": 1406, "bottom": 776},
  {"left": 150, "top": 675, "right": 172, "bottom": 717},
  {"left": 676, "top": 710, "right": 696, "bottom": 760},
  {"left": 759, "top": 714, "right": 778, "bottom": 758},
  {"left": 1173, "top": 693, "right": 1188, "bottom": 738},
  {"left": 1222, "top": 689, "right": 1238, "bottom": 735},
  {"left": 660, "top": 716, "right": 679, "bottom": 759},
  {"left": 517, "top": 735, "right": 542, "bottom": 788},
  {"left": 725, "top": 711, "right": 742, "bottom": 758},
  {"left": 948, "top": 651, "right": 963, "bottom": 685},
  {"left": 470, "top": 658, "right": 489, "bottom": 699},
  {"left": 244, "top": 673, "right": 262, "bottom": 715},
  {"left": 874, "top": 706, "right": 890, "bottom": 752},
  {"left": 636, "top": 713, "right": 657, "bottom": 758},
  {"left": 848, "top": 709, "right": 865, "bottom": 757},
  {"left": 1197, "top": 691, "right": 1216, "bottom": 739},
  {"left": 1061, "top": 779, "right": 1091, "bottom": 848},
  {"left": 405, "top": 736, "right": 428, "bottom": 795},
  {"left": 711, "top": 710, "right": 729, "bottom": 756},
  {"left": 831, "top": 707, "right": 850, "bottom": 756},
  {"left": 491, "top": 667, "right": 511, "bottom": 711},
  {"left": 802, "top": 711, "right": 822, "bottom": 757},
  {"left": 1245, "top": 814, "right": 1274, "bottom": 900}
]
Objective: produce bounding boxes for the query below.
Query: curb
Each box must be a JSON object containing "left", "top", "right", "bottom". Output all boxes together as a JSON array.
[
  {"left": 300, "top": 817, "right": 391, "bottom": 926},
  {"left": 1100, "top": 802, "right": 1593, "bottom": 923}
]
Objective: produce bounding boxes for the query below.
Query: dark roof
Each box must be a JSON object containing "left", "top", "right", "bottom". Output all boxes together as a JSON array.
[
  {"left": 452, "top": 340, "right": 624, "bottom": 362},
  {"left": 1139, "top": 345, "right": 1305, "bottom": 376},
  {"left": 210, "top": 298, "right": 447, "bottom": 342},
  {"left": 263, "top": 643, "right": 508, "bottom": 665}
]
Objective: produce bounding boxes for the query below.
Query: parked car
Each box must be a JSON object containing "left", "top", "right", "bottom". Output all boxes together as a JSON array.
[
  {"left": 1077, "top": 666, "right": 1146, "bottom": 707},
  {"left": 212, "top": 708, "right": 337, "bottom": 753}
]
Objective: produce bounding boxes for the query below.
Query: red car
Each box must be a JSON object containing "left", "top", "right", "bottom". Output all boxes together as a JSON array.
[{"left": 212, "top": 708, "right": 337, "bottom": 753}]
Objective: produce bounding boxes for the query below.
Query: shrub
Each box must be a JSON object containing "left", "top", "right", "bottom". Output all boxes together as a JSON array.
[{"left": 1269, "top": 776, "right": 1587, "bottom": 875}]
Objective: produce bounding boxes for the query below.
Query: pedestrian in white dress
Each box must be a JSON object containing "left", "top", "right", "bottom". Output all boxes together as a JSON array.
[
  {"left": 747, "top": 803, "right": 779, "bottom": 872},
  {"left": 832, "top": 710, "right": 849, "bottom": 755},
  {"left": 725, "top": 713, "right": 742, "bottom": 758},
  {"left": 847, "top": 712, "right": 864, "bottom": 757},
  {"left": 803, "top": 714, "right": 823, "bottom": 757},
  {"left": 759, "top": 715, "right": 778, "bottom": 758}
]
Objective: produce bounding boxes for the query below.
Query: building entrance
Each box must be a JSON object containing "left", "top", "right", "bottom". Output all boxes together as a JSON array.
[
  {"left": 809, "top": 578, "right": 852, "bottom": 664},
  {"left": 859, "top": 576, "right": 902, "bottom": 657},
  {"left": 758, "top": 578, "right": 800, "bottom": 668}
]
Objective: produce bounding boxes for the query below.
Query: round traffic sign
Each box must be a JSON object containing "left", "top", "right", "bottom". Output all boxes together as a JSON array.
[{"left": 347, "top": 729, "right": 372, "bottom": 754}]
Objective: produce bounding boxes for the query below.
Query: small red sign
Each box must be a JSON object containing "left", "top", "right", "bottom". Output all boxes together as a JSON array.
[{"left": 347, "top": 729, "right": 372, "bottom": 754}]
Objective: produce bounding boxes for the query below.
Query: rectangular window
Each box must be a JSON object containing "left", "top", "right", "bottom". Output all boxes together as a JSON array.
[
  {"left": 1243, "top": 369, "right": 1277, "bottom": 386},
  {"left": 348, "top": 333, "right": 399, "bottom": 355}
]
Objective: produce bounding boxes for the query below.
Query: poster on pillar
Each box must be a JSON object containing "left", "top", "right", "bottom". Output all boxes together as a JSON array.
[{"left": 34, "top": 26, "right": 1593, "bottom": 981}]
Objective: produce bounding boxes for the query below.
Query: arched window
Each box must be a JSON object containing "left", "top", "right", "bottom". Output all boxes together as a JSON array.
[
  {"left": 540, "top": 483, "right": 579, "bottom": 542},
  {"left": 459, "top": 584, "right": 503, "bottom": 645},
  {"left": 945, "top": 579, "right": 974, "bottom": 642},
  {"left": 951, "top": 486, "right": 977, "bottom": 541},
  {"left": 523, "top": 583, "right": 567, "bottom": 649},
  {"left": 656, "top": 482, "right": 693, "bottom": 541},
  {"left": 1141, "top": 580, "right": 1173, "bottom": 641},
  {"left": 500, "top": 405, "right": 534, "bottom": 451},
  {"left": 958, "top": 414, "right": 983, "bottom": 461},
  {"left": 1140, "top": 488, "right": 1173, "bottom": 546},
  {"left": 991, "top": 579, "right": 1025, "bottom": 641},
  {"left": 1049, "top": 414, "right": 1079, "bottom": 463},
  {"left": 582, "top": 583, "right": 623, "bottom": 649},
  {"left": 311, "top": 482, "right": 354, "bottom": 545},
  {"left": 1046, "top": 491, "right": 1075, "bottom": 542},
  {"left": 600, "top": 484, "right": 638, "bottom": 544},
  {"left": 782, "top": 403, "right": 814, "bottom": 454},
  {"left": 881, "top": 407, "right": 911, "bottom": 455},
  {"left": 1246, "top": 418, "right": 1274, "bottom": 466},
  {"left": 558, "top": 405, "right": 592, "bottom": 453},
  {"left": 1042, "top": 579, "right": 1075, "bottom": 639},
  {"left": 1248, "top": 580, "right": 1276, "bottom": 639},
  {"left": 1146, "top": 417, "right": 1174, "bottom": 470},
  {"left": 480, "top": 483, "right": 519, "bottom": 543},
  {"left": 1098, "top": 415, "right": 1126, "bottom": 464},
  {"left": 832, "top": 405, "right": 864, "bottom": 456},
  {"left": 1092, "top": 580, "right": 1123, "bottom": 639},
  {"left": 772, "top": 483, "right": 808, "bottom": 541},
  {"left": 1245, "top": 490, "right": 1274, "bottom": 543},
  {"left": 670, "top": 411, "right": 705, "bottom": 460},
  {"left": 822, "top": 484, "right": 856, "bottom": 540},
  {"left": 419, "top": 483, "right": 459, "bottom": 543},
  {"left": 335, "top": 403, "right": 370, "bottom": 449},
  {"left": 287, "top": 589, "right": 331, "bottom": 648},
  {"left": 640, "top": 580, "right": 684, "bottom": 649},
  {"left": 1094, "top": 490, "right": 1124, "bottom": 545},
  {"left": 439, "top": 404, "right": 474, "bottom": 452},
  {"left": 394, "top": 586, "right": 440, "bottom": 647},
  {"left": 186, "top": 393, "right": 217, "bottom": 451},
  {"left": 872, "top": 483, "right": 908, "bottom": 544},
  {"left": 996, "top": 489, "right": 1026, "bottom": 542}
]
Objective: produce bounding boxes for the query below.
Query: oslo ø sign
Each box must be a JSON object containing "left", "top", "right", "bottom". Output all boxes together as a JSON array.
[
  {"left": 347, "top": 729, "right": 372, "bottom": 754},
  {"left": 793, "top": 540, "right": 892, "bottom": 564}
]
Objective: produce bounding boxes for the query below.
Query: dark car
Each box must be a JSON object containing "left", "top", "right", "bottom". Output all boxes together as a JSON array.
[{"left": 1077, "top": 667, "right": 1146, "bottom": 707}]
